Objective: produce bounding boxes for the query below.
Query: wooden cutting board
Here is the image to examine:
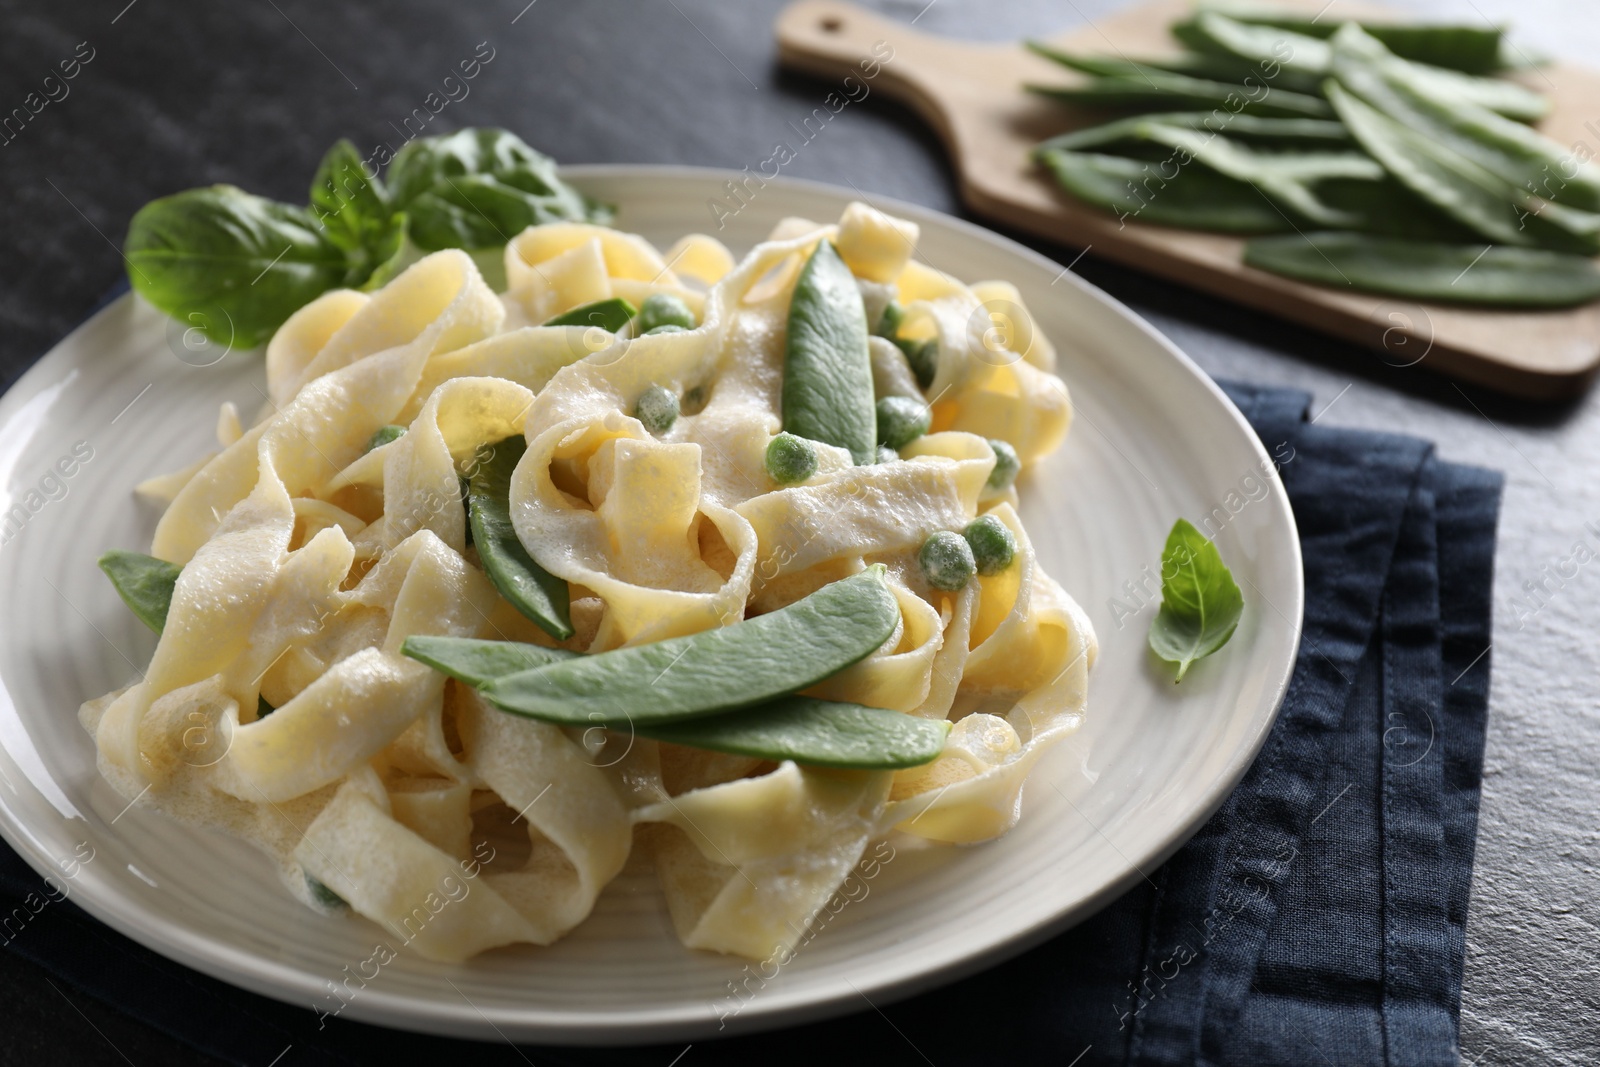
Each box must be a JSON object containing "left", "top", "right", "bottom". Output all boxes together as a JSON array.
[{"left": 775, "top": 0, "right": 1600, "bottom": 400}]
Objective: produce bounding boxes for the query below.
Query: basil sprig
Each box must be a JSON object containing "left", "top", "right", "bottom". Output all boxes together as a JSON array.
[
  {"left": 1148, "top": 519, "right": 1244, "bottom": 681},
  {"left": 123, "top": 128, "right": 609, "bottom": 351}
]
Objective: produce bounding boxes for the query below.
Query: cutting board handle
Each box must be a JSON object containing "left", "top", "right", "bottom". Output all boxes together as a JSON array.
[{"left": 775, "top": 0, "right": 966, "bottom": 157}]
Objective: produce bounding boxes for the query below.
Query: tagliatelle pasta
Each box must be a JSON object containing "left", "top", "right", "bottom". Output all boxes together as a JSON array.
[{"left": 83, "top": 201, "right": 1095, "bottom": 963}]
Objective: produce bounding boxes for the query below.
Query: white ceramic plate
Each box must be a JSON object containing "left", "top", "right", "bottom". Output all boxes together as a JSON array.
[{"left": 0, "top": 167, "right": 1301, "bottom": 1045}]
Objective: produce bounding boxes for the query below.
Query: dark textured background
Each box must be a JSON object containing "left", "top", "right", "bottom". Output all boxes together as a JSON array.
[{"left": 2, "top": 0, "right": 1597, "bottom": 1063}]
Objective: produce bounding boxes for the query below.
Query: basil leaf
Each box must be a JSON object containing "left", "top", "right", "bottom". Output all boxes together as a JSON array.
[
  {"left": 1148, "top": 519, "right": 1243, "bottom": 681},
  {"left": 124, "top": 185, "right": 353, "bottom": 350},
  {"left": 309, "top": 138, "right": 390, "bottom": 250},
  {"left": 387, "top": 128, "right": 611, "bottom": 250},
  {"left": 97, "top": 549, "right": 182, "bottom": 634}
]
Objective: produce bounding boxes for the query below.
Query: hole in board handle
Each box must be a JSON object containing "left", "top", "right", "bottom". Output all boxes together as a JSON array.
[{"left": 820, "top": 16, "right": 843, "bottom": 32}]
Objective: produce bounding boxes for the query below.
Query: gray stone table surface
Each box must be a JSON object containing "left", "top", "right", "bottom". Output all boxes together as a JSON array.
[{"left": 0, "top": 0, "right": 1595, "bottom": 1064}]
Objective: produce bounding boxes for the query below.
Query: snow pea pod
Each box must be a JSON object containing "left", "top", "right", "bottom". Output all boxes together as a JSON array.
[
  {"left": 1331, "top": 25, "right": 1596, "bottom": 210},
  {"left": 783, "top": 240, "right": 877, "bottom": 464},
  {"left": 465, "top": 435, "right": 574, "bottom": 640},
  {"left": 1177, "top": 13, "right": 1545, "bottom": 120},
  {"left": 1324, "top": 80, "right": 1587, "bottom": 254},
  {"left": 1042, "top": 146, "right": 1473, "bottom": 239},
  {"left": 1028, "top": 72, "right": 1334, "bottom": 119},
  {"left": 401, "top": 634, "right": 575, "bottom": 686},
  {"left": 402, "top": 635, "right": 944, "bottom": 768},
  {"left": 542, "top": 297, "right": 636, "bottom": 333},
  {"left": 483, "top": 566, "right": 899, "bottom": 726},
  {"left": 1325, "top": 81, "right": 1598, "bottom": 253},
  {"left": 1244, "top": 232, "right": 1600, "bottom": 307},
  {"left": 1025, "top": 41, "right": 1324, "bottom": 96},
  {"left": 1035, "top": 112, "right": 1353, "bottom": 155},
  {"left": 98, "top": 550, "right": 181, "bottom": 634},
  {"left": 641, "top": 696, "right": 948, "bottom": 770},
  {"left": 1136, "top": 123, "right": 1383, "bottom": 227},
  {"left": 1181, "top": 5, "right": 1505, "bottom": 74},
  {"left": 1039, "top": 149, "right": 1295, "bottom": 233}
]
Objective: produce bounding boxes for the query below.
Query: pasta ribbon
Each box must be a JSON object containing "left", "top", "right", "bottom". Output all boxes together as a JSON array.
[{"left": 87, "top": 202, "right": 1093, "bottom": 962}]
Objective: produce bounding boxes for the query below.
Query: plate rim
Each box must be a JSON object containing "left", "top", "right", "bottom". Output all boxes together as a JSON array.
[{"left": 0, "top": 163, "right": 1303, "bottom": 1045}]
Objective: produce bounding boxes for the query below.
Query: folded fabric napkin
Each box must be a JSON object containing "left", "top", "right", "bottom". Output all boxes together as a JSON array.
[{"left": 0, "top": 381, "right": 1501, "bottom": 1067}]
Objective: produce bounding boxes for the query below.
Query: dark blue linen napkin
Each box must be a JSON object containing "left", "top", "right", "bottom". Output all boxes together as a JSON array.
[{"left": 0, "top": 381, "right": 1501, "bottom": 1067}]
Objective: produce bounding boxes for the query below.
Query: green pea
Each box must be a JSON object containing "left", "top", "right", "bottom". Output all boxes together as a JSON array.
[
  {"left": 465, "top": 436, "right": 574, "bottom": 640},
  {"left": 920, "top": 530, "right": 976, "bottom": 592},
  {"left": 895, "top": 337, "right": 939, "bottom": 390},
  {"left": 635, "top": 385, "right": 679, "bottom": 434},
  {"left": 98, "top": 550, "right": 182, "bottom": 634},
  {"left": 964, "top": 515, "right": 1017, "bottom": 575},
  {"left": 543, "top": 297, "right": 637, "bottom": 332},
  {"left": 477, "top": 567, "right": 900, "bottom": 726},
  {"left": 365, "top": 424, "right": 406, "bottom": 452},
  {"left": 987, "top": 439, "right": 1021, "bottom": 492},
  {"left": 876, "top": 395, "right": 930, "bottom": 449},
  {"left": 635, "top": 292, "right": 696, "bottom": 333},
  {"left": 766, "top": 432, "right": 818, "bottom": 484},
  {"left": 874, "top": 300, "right": 905, "bottom": 338},
  {"left": 644, "top": 324, "right": 688, "bottom": 335}
]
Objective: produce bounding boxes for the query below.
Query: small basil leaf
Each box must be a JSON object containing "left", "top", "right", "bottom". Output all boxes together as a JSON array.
[
  {"left": 98, "top": 549, "right": 182, "bottom": 634},
  {"left": 387, "top": 128, "right": 609, "bottom": 250},
  {"left": 124, "top": 185, "right": 351, "bottom": 350},
  {"left": 1148, "top": 519, "right": 1243, "bottom": 681},
  {"left": 308, "top": 138, "right": 389, "bottom": 251},
  {"left": 359, "top": 211, "right": 419, "bottom": 292}
]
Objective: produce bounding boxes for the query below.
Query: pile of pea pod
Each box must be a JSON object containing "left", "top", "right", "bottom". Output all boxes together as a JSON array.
[{"left": 1029, "top": 5, "right": 1600, "bottom": 308}]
